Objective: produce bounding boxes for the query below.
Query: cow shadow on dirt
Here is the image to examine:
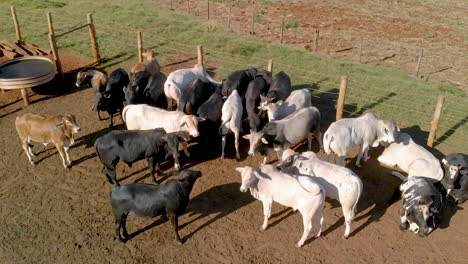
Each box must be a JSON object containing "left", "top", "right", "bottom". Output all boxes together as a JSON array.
[{"left": 179, "top": 182, "right": 255, "bottom": 240}]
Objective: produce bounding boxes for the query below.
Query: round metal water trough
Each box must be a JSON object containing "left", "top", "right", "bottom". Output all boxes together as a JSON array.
[{"left": 0, "top": 56, "right": 56, "bottom": 106}]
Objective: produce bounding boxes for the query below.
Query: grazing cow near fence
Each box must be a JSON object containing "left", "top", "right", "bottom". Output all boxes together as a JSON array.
[
  {"left": 323, "top": 112, "right": 398, "bottom": 167},
  {"left": 278, "top": 149, "right": 363, "bottom": 239},
  {"left": 75, "top": 69, "right": 108, "bottom": 111},
  {"left": 15, "top": 113, "right": 81, "bottom": 168},
  {"left": 377, "top": 132, "right": 443, "bottom": 182},
  {"left": 130, "top": 50, "right": 161, "bottom": 76},
  {"left": 261, "top": 71, "right": 292, "bottom": 103},
  {"left": 222, "top": 68, "right": 258, "bottom": 97},
  {"left": 235, "top": 165, "right": 325, "bottom": 247},
  {"left": 124, "top": 71, "right": 151, "bottom": 104},
  {"left": 111, "top": 169, "right": 202, "bottom": 244}
]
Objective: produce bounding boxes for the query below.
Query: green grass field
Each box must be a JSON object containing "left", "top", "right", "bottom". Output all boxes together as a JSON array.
[{"left": 0, "top": 0, "right": 466, "bottom": 154}]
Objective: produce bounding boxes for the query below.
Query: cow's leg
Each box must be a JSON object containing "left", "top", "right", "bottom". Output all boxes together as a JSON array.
[
  {"left": 400, "top": 207, "right": 408, "bottom": 230},
  {"left": 56, "top": 145, "right": 70, "bottom": 168},
  {"left": 182, "top": 139, "right": 190, "bottom": 157},
  {"left": 105, "top": 165, "right": 119, "bottom": 186},
  {"left": 297, "top": 211, "right": 313, "bottom": 247},
  {"left": 166, "top": 96, "right": 173, "bottom": 110},
  {"left": 121, "top": 213, "right": 130, "bottom": 239},
  {"left": 167, "top": 210, "right": 183, "bottom": 244},
  {"left": 97, "top": 110, "right": 103, "bottom": 120},
  {"left": 355, "top": 143, "right": 369, "bottom": 167},
  {"left": 221, "top": 135, "right": 226, "bottom": 159},
  {"left": 22, "top": 138, "right": 35, "bottom": 165},
  {"left": 234, "top": 129, "right": 240, "bottom": 160},
  {"left": 114, "top": 213, "right": 124, "bottom": 242},
  {"left": 26, "top": 138, "right": 36, "bottom": 157},
  {"left": 337, "top": 156, "right": 346, "bottom": 166},
  {"left": 173, "top": 154, "right": 181, "bottom": 171},
  {"left": 312, "top": 130, "right": 323, "bottom": 149},
  {"left": 261, "top": 156, "right": 268, "bottom": 166},
  {"left": 363, "top": 147, "right": 370, "bottom": 162},
  {"left": 147, "top": 157, "right": 159, "bottom": 184},
  {"left": 261, "top": 200, "right": 272, "bottom": 230},
  {"left": 64, "top": 147, "right": 72, "bottom": 167},
  {"left": 314, "top": 209, "right": 324, "bottom": 238},
  {"left": 341, "top": 202, "right": 355, "bottom": 239},
  {"left": 109, "top": 113, "right": 114, "bottom": 128}
]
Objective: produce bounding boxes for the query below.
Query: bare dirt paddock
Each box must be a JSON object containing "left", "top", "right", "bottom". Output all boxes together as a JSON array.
[{"left": 0, "top": 56, "right": 466, "bottom": 264}]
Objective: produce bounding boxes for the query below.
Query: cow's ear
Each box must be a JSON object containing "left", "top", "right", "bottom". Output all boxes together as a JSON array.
[
  {"left": 235, "top": 167, "right": 245, "bottom": 173},
  {"left": 56, "top": 122, "right": 64, "bottom": 128},
  {"left": 261, "top": 137, "right": 269, "bottom": 144},
  {"left": 242, "top": 134, "right": 251, "bottom": 140},
  {"left": 197, "top": 117, "right": 206, "bottom": 122},
  {"left": 441, "top": 158, "right": 448, "bottom": 165}
]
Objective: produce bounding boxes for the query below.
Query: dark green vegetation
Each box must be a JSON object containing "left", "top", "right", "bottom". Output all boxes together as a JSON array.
[{"left": 0, "top": 0, "right": 465, "bottom": 154}]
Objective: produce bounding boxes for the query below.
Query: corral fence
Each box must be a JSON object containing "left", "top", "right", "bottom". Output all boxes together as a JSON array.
[{"left": 3, "top": 5, "right": 466, "bottom": 155}]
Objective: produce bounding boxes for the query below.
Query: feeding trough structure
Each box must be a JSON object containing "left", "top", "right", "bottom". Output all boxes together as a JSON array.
[{"left": 0, "top": 56, "right": 56, "bottom": 106}]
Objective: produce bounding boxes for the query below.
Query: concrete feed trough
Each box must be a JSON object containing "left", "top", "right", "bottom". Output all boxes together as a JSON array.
[{"left": 0, "top": 56, "right": 56, "bottom": 106}]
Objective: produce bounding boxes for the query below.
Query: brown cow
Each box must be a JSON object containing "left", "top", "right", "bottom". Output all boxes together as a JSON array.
[
  {"left": 130, "top": 50, "right": 161, "bottom": 76},
  {"left": 15, "top": 113, "right": 81, "bottom": 168}
]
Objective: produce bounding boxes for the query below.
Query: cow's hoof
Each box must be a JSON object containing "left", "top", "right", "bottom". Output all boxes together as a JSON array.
[
  {"left": 342, "top": 234, "right": 349, "bottom": 240},
  {"left": 175, "top": 238, "right": 184, "bottom": 245},
  {"left": 30, "top": 161, "right": 36, "bottom": 166},
  {"left": 295, "top": 243, "right": 303, "bottom": 248},
  {"left": 185, "top": 152, "right": 191, "bottom": 158},
  {"left": 400, "top": 223, "right": 408, "bottom": 231},
  {"left": 261, "top": 225, "right": 267, "bottom": 231},
  {"left": 355, "top": 163, "right": 361, "bottom": 168},
  {"left": 236, "top": 154, "right": 240, "bottom": 160}
]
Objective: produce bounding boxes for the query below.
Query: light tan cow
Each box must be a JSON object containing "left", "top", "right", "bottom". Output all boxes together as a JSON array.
[
  {"left": 15, "top": 113, "right": 81, "bottom": 168},
  {"left": 130, "top": 50, "right": 161, "bottom": 76}
]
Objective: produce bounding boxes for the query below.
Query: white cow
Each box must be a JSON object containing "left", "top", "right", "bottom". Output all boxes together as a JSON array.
[
  {"left": 235, "top": 165, "right": 325, "bottom": 247},
  {"left": 377, "top": 132, "right": 443, "bottom": 182},
  {"left": 220, "top": 90, "right": 242, "bottom": 159},
  {"left": 278, "top": 149, "right": 363, "bottom": 238},
  {"left": 164, "top": 64, "right": 221, "bottom": 109},
  {"left": 259, "top": 88, "right": 312, "bottom": 121},
  {"left": 323, "top": 112, "right": 398, "bottom": 167},
  {"left": 122, "top": 104, "right": 204, "bottom": 169}
]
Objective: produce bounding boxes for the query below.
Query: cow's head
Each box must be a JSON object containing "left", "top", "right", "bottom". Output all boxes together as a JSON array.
[
  {"left": 378, "top": 120, "right": 399, "bottom": 145},
  {"left": 182, "top": 114, "right": 204, "bottom": 137},
  {"left": 75, "top": 70, "right": 90, "bottom": 88},
  {"left": 243, "top": 130, "right": 268, "bottom": 156},
  {"left": 142, "top": 50, "right": 159, "bottom": 60},
  {"left": 247, "top": 113, "right": 261, "bottom": 132},
  {"left": 123, "top": 85, "right": 137, "bottom": 105},
  {"left": 177, "top": 169, "right": 202, "bottom": 189},
  {"left": 235, "top": 166, "right": 258, "bottom": 192},
  {"left": 442, "top": 158, "right": 463, "bottom": 191},
  {"left": 162, "top": 133, "right": 180, "bottom": 159},
  {"left": 259, "top": 95, "right": 274, "bottom": 109}
]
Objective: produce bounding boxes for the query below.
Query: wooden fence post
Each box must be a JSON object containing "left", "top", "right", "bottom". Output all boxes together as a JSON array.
[
  {"left": 47, "top": 12, "right": 54, "bottom": 35},
  {"left": 170, "top": 0, "right": 173, "bottom": 10},
  {"left": 187, "top": 0, "right": 190, "bottom": 14},
  {"left": 48, "top": 33, "right": 62, "bottom": 76},
  {"left": 280, "top": 20, "right": 284, "bottom": 45},
  {"left": 197, "top": 45, "right": 203, "bottom": 66},
  {"left": 20, "top": 88, "right": 30, "bottom": 106},
  {"left": 137, "top": 31, "right": 143, "bottom": 63},
  {"left": 267, "top": 59, "right": 273, "bottom": 73},
  {"left": 207, "top": 0, "right": 210, "bottom": 20},
  {"left": 87, "top": 14, "right": 101, "bottom": 62},
  {"left": 336, "top": 76, "right": 348, "bottom": 120},
  {"left": 427, "top": 95, "right": 445, "bottom": 148},
  {"left": 10, "top": 6, "right": 22, "bottom": 42},
  {"left": 228, "top": 5, "right": 232, "bottom": 30},
  {"left": 359, "top": 37, "right": 363, "bottom": 63},
  {"left": 314, "top": 30, "right": 320, "bottom": 53},
  {"left": 415, "top": 49, "right": 424, "bottom": 78},
  {"left": 250, "top": 11, "right": 255, "bottom": 35}
]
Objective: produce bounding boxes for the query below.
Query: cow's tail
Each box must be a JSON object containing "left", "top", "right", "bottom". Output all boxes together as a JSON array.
[
  {"left": 323, "top": 131, "right": 333, "bottom": 155},
  {"left": 352, "top": 177, "right": 363, "bottom": 216},
  {"left": 93, "top": 137, "right": 106, "bottom": 167},
  {"left": 218, "top": 119, "right": 230, "bottom": 136}
]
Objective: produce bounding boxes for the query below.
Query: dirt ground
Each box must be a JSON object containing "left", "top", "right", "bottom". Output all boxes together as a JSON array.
[
  {"left": 167, "top": 0, "right": 467, "bottom": 88},
  {"left": 0, "top": 53, "right": 466, "bottom": 264}
]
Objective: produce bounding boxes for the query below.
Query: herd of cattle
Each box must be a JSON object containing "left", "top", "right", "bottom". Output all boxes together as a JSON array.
[{"left": 12, "top": 50, "right": 467, "bottom": 247}]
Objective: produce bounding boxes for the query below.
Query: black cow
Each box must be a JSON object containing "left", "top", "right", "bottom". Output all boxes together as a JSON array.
[
  {"left": 124, "top": 71, "right": 151, "bottom": 104},
  {"left": 441, "top": 153, "right": 468, "bottom": 204},
  {"left": 95, "top": 68, "right": 129, "bottom": 127},
  {"left": 263, "top": 71, "right": 292, "bottom": 103},
  {"left": 94, "top": 128, "right": 179, "bottom": 185},
  {"left": 221, "top": 68, "right": 257, "bottom": 97},
  {"left": 245, "top": 74, "right": 270, "bottom": 131},
  {"left": 399, "top": 177, "right": 443, "bottom": 237},
  {"left": 143, "top": 71, "right": 167, "bottom": 107},
  {"left": 197, "top": 87, "right": 224, "bottom": 142},
  {"left": 111, "top": 169, "right": 202, "bottom": 244},
  {"left": 178, "top": 78, "right": 219, "bottom": 115}
]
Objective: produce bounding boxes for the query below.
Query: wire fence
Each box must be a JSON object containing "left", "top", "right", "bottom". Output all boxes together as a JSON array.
[{"left": 0, "top": 3, "right": 466, "bottom": 155}]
